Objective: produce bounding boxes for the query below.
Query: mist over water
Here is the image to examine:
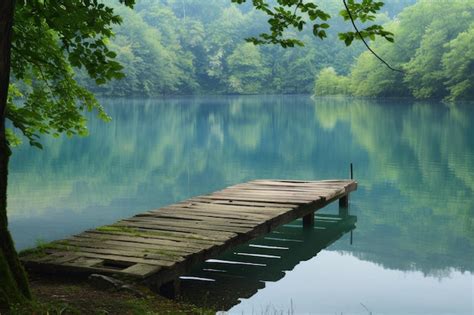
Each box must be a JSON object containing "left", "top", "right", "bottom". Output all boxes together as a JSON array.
[{"left": 8, "top": 96, "right": 473, "bottom": 314}]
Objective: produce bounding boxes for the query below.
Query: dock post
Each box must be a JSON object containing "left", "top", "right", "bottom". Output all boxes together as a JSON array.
[
  {"left": 159, "top": 278, "right": 181, "bottom": 299},
  {"left": 339, "top": 194, "right": 349, "bottom": 216},
  {"left": 339, "top": 194, "right": 349, "bottom": 207},
  {"left": 340, "top": 163, "right": 353, "bottom": 216},
  {"left": 303, "top": 211, "right": 315, "bottom": 227}
]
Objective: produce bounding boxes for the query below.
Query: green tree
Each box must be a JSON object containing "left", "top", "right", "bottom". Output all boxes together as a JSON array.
[
  {"left": 227, "top": 43, "right": 268, "bottom": 93},
  {"left": 87, "top": 6, "right": 193, "bottom": 96},
  {"left": 205, "top": 5, "right": 256, "bottom": 93},
  {"left": 320, "top": 0, "right": 474, "bottom": 100},
  {"left": 0, "top": 0, "right": 135, "bottom": 308},
  {"left": 441, "top": 25, "right": 474, "bottom": 101},
  {"left": 270, "top": 43, "right": 321, "bottom": 93},
  {"left": 314, "top": 67, "right": 350, "bottom": 96},
  {"left": 403, "top": 2, "right": 472, "bottom": 99},
  {"left": 349, "top": 37, "right": 406, "bottom": 97}
]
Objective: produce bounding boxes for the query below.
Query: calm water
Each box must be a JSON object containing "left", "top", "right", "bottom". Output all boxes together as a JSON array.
[{"left": 7, "top": 96, "right": 473, "bottom": 314}]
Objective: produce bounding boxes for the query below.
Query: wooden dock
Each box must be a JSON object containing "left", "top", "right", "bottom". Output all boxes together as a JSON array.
[{"left": 20, "top": 179, "right": 357, "bottom": 294}]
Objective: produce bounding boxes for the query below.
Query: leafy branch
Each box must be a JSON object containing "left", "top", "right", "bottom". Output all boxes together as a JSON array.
[
  {"left": 341, "top": 0, "right": 402, "bottom": 72},
  {"left": 232, "top": 0, "right": 400, "bottom": 71}
]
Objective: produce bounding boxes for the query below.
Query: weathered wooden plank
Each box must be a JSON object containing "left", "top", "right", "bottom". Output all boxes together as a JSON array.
[
  {"left": 45, "top": 250, "right": 175, "bottom": 267},
  {"left": 159, "top": 203, "right": 289, "bottom": 217},
  {"left": 249, "top": 179, "right": 349, "bottom": 185},
  {"left": 189, "top": 197, "right": 298, "bottom": 208},
  {"left": 226, "top": 185, "right": 343, "bottom": 194},
  {"left": 228, "top": 189, "right": 343, "bottom": 199},
  {"left": 210, "top": 189, "right": 326, "bottom": 198},
  {"left": 138, "top": 210, "right": 266, "bottom": 223},
  {"left": 128, "top": 214, "right": 259, "bottom": 229},
  {"left": 64, "top": 257, "right": 104, "bottom": 267},
  {"left": 228, "top": 189, "right": 333, "bottom": 195},
  {"left": 78, "top": 232, "right": 213, "bottom": 251},
  {"left": 122, "top": 263, "right": 159, "bottom": 277},
  {"left": 108, "top": 225, "right": 234, "bottom": 245},
  {"left": 24, "top": 256, "right": 137, "bottom": 276},
  {"left": 252, "top": 183, "right": 354, "bottom": 197},
  {"left": 84, "top": 228, "right": 222, "bottom": 247},
  {"left": 228, "top": 182, "right": 341, "bottom": 189},
  {"left": 117, "top": 219, "right": 248, "bottom": 236},
  {"left": 177, "top": 204, "right": 288, "bottom": 216},
  {"left": 48, "top": 242, "right": 184, "bottom": 263},
  {"left": 152, "top": 209, "right": 282, "bottom": 224},
  {"left": 210, "top": 189, "right": 320, "bottom": 198},
  {"left": 68, "top": 237, "right": 196, "bottom": 257},
  {"left": 198, "top": 195, "right": 312, "bottom": 204}
]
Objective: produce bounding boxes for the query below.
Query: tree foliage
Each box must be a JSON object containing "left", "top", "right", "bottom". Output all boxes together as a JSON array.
[
  {"left": 231, "top": 0, "right": 394, "bottom": 48},
  {"left": 75, "top": 0, "right": 412, "bottom": 98},
  {"left": 7, "top": 0, "right": 135, "bottom": 148},
  {"left": 227, "top": 43, "right": 269, "bottom": 93},
  {"left": 313, "top": 0, "right": 474, "bottom": 101},
  {"left": 314, "top": 67, "right": 350, "bottom": 96},
  {"left": 442, "top": 25, "right": 474, "bottom": 101},
  {"left": 1, "top": 0, "right": 135, "bottom": 309}
]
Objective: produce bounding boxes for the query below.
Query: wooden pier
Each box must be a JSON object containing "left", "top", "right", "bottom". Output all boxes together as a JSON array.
[{"left": 20, "top": 179, "right": 357, "bottom": 294}]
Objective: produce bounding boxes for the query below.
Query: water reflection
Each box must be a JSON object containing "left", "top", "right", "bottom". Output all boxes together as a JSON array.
[
  {"left": 7, "top": 95, "right": 473, "bottom": 313},
  {"left": 314, "top": 99, "right": 474, "bottom": 275},
  {"left": 180, "top": 212, "right": 357, "bottom": 310}
]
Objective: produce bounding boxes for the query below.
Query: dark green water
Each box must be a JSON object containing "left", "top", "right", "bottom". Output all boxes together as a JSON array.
[{"left": 8, "top": 96, "right": 473, "bottom": 314}]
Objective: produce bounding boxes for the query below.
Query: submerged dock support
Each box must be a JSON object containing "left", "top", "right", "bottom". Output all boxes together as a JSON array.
[
  {"left": 339, "top": 193, "right": 349, "bottom": 216},
  {"left": 159, "top": 278, "right": 181, "bottom": 299},
  {"left": 339, "top": 194, "right": 349, "bottom": 208},
  {"left": 302, "top": 211, "right": 315, "bottom": 227},
  {"left": 339, "top": 162, "right": 353, "bottom": 215}
]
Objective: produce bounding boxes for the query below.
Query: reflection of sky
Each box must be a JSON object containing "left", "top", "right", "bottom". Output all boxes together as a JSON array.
[
  {"left": 229, "top": 251, "right": 473, "bottom": 315},
  {"left": 7, "top": 96, "right": 474, "bottom": 312}
]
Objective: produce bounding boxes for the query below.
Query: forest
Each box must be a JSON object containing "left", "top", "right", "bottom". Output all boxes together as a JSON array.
[
  {"left": 314, "top": 1, "right": 474, "bottom": 101},
  {"left": 77, "top": 0, "right": 414, "bottom": 96}
]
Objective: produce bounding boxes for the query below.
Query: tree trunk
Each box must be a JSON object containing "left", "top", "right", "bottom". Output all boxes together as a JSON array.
[{"left": 0, "top": 0, "right": 31, "bottom": 309}]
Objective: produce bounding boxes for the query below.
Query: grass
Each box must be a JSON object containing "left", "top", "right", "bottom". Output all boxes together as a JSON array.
[
  {"left": 8, "top": 300, "right": 79, "bottom": 315},
  {"left": 18, "top": 240, "right": 72, "bottom": 259},
  {"left": 8, "top": 298, "right": 214, "bottom": 315},
  {"left": 3, "top": 274, "right": 215, "bottom": 315}
]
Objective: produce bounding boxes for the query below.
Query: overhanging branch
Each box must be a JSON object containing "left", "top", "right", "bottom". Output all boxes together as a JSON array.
[{"left": 343, "top": 0, "right": 403, "bottom": 73}]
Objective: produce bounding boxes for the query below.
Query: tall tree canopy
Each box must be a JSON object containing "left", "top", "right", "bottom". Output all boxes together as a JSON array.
[
  {"left": 76, "top": 0, "right": 407, "bottom": 96},
  {"left": 0, "top": 0, "right": 394, "bottom": 309}
]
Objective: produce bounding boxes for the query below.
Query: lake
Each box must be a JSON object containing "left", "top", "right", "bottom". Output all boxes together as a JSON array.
[{"left": 7, "top": 95, "right": 473, "bottom": 314}]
